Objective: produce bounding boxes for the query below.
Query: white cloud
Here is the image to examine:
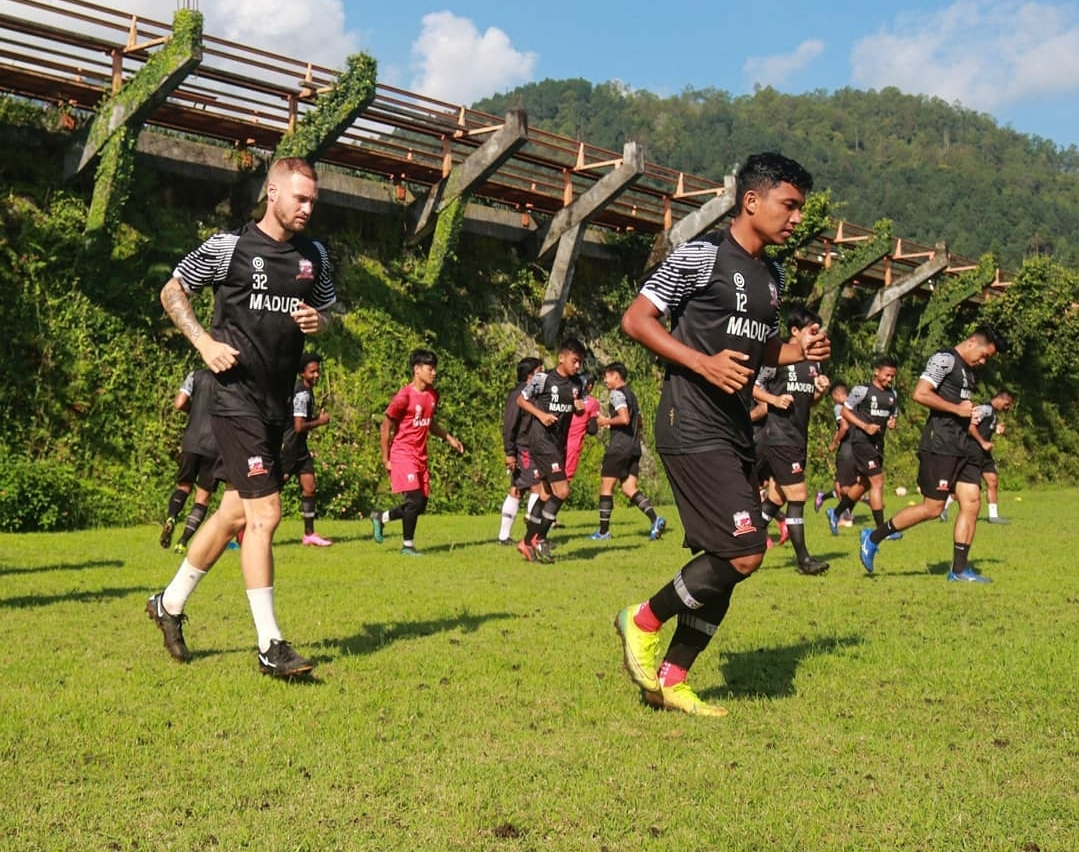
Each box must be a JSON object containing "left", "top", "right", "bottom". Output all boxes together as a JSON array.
[
  {"left": 106, "top": 0, "right": 364, "bottom": 70},
  {"left": 409, "top": 12, "right": 537, "bottom": 105},
  {"left": 850, "top": 1, "right": 1079, "bottom": 111},
  {"left": 743, "top": 39, "right": 825, "bottom": 89}
]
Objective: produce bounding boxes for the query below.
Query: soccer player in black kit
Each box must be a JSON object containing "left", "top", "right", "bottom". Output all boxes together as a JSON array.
[
  {"left": 859, "top": 326, "right": 1005, "bottom": 582},
  {"left": 497, "top": 357, "right": 544, "bottom": 545},
  {"left": 281, "top": 351, "right": 333, "bottom": 547},
  {"left": 147, "top": 157, "right": 336, "bottom": 677},
  {"left": 827, "top": 355, "right": 899, "bottom": 536},
  {"left": 590, "top": 361, "right": 666, "bottom": 541},
  {"left": 515, "top": 338, "right": 587, "bottom": 564},
  {"left": 162, "top": 368, "right": 221, "bottom": 554},
  {"left": 614, "top": 153, "right": 829, "bottom": 716},
  {"left": 754, "top": 305, "right": 832, "bottom": 575}
]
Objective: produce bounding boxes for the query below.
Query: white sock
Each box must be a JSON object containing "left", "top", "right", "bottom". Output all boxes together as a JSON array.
[
  {"left": 246, "top": 587, "right": 282, "bottom": 653},
  {"left": 499, "top": 495, "right": 520, "bottom": 540},
  {"left": 380, "top": 510, "right": 390, "bottom": 524},
  {"left": 988, "top": 503, "right": 999, "bottom": 518},
  {"left": 162, "top": 559, "right": 207, "bottom": 614},
  {"left": 944, "top": 494, "right": 955, "bottom": 511},
  {"left": 527, "top": 491, "right": 540, "bottom": 515}
]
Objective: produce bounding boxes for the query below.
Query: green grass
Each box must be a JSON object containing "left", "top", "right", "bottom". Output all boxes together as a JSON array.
[{"left": 1, "top": 491, "right": 1076, "bottom": 851}]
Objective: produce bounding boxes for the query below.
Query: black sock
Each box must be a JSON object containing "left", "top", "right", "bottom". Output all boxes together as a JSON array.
[
  {"left": 761, "top": 499, "right": 783, "bottom": 526},
  {"left": 870, "top": 521, "right": 898, "bottom": 545},
  {"left": 785, "top": 501, "right": 809, "bottom": 562},
  {"left": 951, "top": 542, "right": 970, "bottom": 574},
  {"left": 598, "top": 495, "right": 614, "bottom": 534}
]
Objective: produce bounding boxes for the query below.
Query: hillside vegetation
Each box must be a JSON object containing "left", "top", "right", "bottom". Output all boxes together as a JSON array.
[
  {"left": 1, "top": 93, "right": 1078, "bottom": 531},
  {"left": 475, "top": 81, "right": 1079, "bottom": 268}
]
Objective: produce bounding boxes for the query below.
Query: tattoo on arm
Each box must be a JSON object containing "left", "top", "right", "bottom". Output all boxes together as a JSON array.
[{"left": 161, "top": 280, "right": 203, "bottom": 345}]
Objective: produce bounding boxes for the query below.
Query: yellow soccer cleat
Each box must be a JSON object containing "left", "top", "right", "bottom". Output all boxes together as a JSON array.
[
  {"left": 613, "top": 605, "right": 660, "bottom": 693},
  {"left": 654, "top": 681, "right": 729, "bottom": 717}
]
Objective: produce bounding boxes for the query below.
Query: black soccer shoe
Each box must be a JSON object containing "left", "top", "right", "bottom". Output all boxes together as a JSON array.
[
  {"left": 146, "top": 593, "right": 191, "bottom": 662},
  {"left": 797, "top": 556, "right": 830, "bottom": 576},
  {"left": 257, "top": 640, "right": 314, "bottom": 678}
]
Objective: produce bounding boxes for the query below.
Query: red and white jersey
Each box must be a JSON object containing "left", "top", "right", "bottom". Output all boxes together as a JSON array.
[{"left": 386, "top": 384, "right": 439, "bottom": 462}]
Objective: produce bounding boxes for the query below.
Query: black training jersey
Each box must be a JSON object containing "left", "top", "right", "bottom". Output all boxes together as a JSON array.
[
  {"left": 972, "top": 402, "right": 998, "bottom": 444},
  {"left": 179, "top": 369, "right": 218, "bottom": 457},
  {"left": 918, "top": 348, "right": 977, "bottom": 455},
  {"left": 520, "top": 370, "right": 583, "bottom": 457},
  {"left": 502, "top": 381, "right": 529, "bottom": 455},
  {"left": 756, "top": 361, "right": 821, "bottom": 448},
  {"left": 174, "top": 221, "right": 336, "bottom": 424},
  {"left": 607, "top": 384, "right": 642, "bottom": 456},
  {"left": 844, "top": 383, "right": 899, "bottom": 450},
  {"left": 281, "top": 379, "right": 316, "bottom": 460},
  {"left": 641, "top": 229, "right": 782, "bottom": 460}
]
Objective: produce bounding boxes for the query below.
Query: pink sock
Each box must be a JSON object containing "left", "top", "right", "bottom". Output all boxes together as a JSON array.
[
  {"left": 658, "top": 661, "right": 687, "bottom": 687},
  {"left": 633, "top": 601, "right": 662, "bottom": 632}
]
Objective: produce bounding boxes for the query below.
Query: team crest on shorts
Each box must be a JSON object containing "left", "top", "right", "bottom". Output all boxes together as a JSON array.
[
  {"left": 790, "top": 461, "right": 803, "bottom": 474},
  {"left": 247, "top": 455, "right": 268, "bottom": 477},
  {"left": 937, "top": 478, "right": 950, "bottom": 491},
  {"left": 732, "top": 510, "right": 757, "bottom": 537},
  {"left": 296, "top": 259, "right": 314, "bottom": 280}
]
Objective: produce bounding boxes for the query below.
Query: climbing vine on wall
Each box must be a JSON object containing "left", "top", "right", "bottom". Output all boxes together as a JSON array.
[{"left": 275, "top": 53, "right": 378, "bottom": 162}]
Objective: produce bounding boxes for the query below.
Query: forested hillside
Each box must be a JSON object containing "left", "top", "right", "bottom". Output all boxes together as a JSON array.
[
  {"left": 475, "top": 81, "right": 1079, "bottom": 268},
  {"left": 2, "top": 95, "right": 1078, "bottom": 532}
]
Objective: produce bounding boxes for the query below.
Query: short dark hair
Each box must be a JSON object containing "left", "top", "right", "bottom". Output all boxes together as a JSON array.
[
  {"left": 559, "top": 338, "right": 587, "bottom": 358},
  {"left": 831, "top": 380, "right": 847, "bottom": 392},
  {"left": 409, "top": 349, "right": 438, "bottom": 369},
  {"left": 516, "top": 356, "right": 543, "bottom": 383},
  {"left": 873, "top": 355, "right": 898, "bottom": 370},
  {"left": 995, "top": 388, "right": 1016, "bottom": 401},
  {"left": 603, "top": 361, "right": 628, "bottom": 381},
  {"left": 735, "top": 152, "right": 813, "bottom": 213},
  {"left": 785, "top": 304, "right": 821, "bottom": 333},
  {"left": 298, "top": 351, "right": 321, "bottom": 372},
  {"left": 972, "top": 324, "right": 1008, "bottom": 354}
]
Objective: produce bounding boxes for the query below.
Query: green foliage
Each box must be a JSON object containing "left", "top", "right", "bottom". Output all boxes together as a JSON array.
[
  {"left": 424, "top": 193, "right": 466, "bottom": 284},
  {"left": 275, "top": 53, "right": 378, "bottom": 162},
  {"left": 0, "top": 454, "right": 85, "bottom": 531}
]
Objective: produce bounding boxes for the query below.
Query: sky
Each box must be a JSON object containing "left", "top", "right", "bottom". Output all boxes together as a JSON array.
[{"left": 41, "top": 1, "right": 1079, "bottom": 149}]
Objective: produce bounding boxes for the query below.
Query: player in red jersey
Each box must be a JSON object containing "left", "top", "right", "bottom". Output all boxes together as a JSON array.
[{"left": 369, "top": 349, "right": 464, "bottom": 555}]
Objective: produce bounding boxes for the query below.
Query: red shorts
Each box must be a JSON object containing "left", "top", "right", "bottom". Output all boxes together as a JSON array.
[{"left": 390, "top": 453, "right": 430, "bottom": 496}]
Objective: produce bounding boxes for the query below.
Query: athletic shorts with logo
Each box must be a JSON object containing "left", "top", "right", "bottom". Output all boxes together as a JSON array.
[
  {"left": 660, "top": 447, "right": 768, "bottom": 558},
  {"left": 212, "top": 416, "right": 284, "bottom": 500},
  {"left": 916, "top": 451, "right": 981, "bottom": 501}
]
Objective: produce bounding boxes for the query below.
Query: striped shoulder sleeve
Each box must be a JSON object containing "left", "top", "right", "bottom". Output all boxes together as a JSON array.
[
  {"left": 173, "top": 232, "right": 239, "bottom": 293},
  {"left": 639, "top": 239, "right": 719, "bottom": 313},
  {"left": 308, "top": 240, "right": 337, "bottom": 311}
]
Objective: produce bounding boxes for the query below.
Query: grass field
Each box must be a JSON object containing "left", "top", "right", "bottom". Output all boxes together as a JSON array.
[{"left": 1, "top": 491, "right": 1076, "bottom": 851}]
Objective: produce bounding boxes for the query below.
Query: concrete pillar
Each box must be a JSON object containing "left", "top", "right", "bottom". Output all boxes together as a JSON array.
[
  {"left": 408, "top": 110, "right": 529, "bottom": 244},
  {"left": 533, "top": 141, "right": 645, "bottom": 262},
  {"left": 644, "top": 173, "right": 736, "bottom": 271},
  {"left": 540, "top": 225, "right": 585, "bottom": 346}
]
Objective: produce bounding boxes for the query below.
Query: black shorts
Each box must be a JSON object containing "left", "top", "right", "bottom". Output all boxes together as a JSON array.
[
  {"left": 660, "top": 447, "right": 768, "bottom": 558},
  {"left": 916, "top": 451, "right": 981, "bottom": 501},
  {"left": 211, "top": 415, "right": 284, "bottom": 500},
  {"left": 530, "top": 447, "right": 568, "bottom": 485},
  {"left": 281, "top": 451, "right": 315, "bottom": 479},
  {"left": 513, "top": 448, "right": 542, "bottom": 491},
  {"left": 600, "top": 451, "right": 640, "bottom": 481},
  {"left": 761, "top": 443, "right": 807, "bottom": 487},
  {"left": 835, "top": 442, "right": 858, "bottom": 487},
  {"left": 176, "top": 451, "right": 220, "bottom": 492},
  {"left": 851, "top": 442, "right": 885, "bottom": 480},
  {"left": 974, "top": 449, "right": 997, "bottom": 476}
]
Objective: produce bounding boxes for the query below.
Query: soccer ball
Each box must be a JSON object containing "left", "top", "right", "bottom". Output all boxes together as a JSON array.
[{"left": 895, "top": 486, "right": 908, "bottom": 497}]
